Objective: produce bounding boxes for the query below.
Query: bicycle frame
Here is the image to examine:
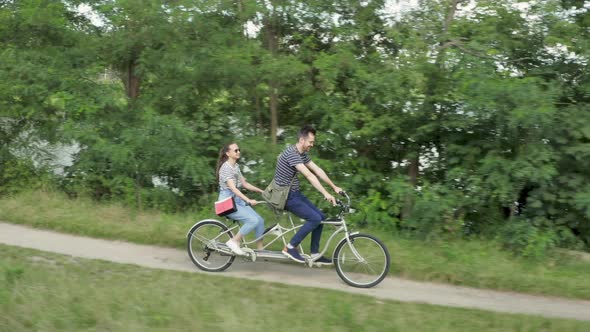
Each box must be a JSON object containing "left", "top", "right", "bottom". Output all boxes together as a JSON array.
[
  {"left": 187, "top": 191, "right": 390, "bottom": 287},
  {"left": 214, "top": 192, "right": 360, "bottom": 265}
]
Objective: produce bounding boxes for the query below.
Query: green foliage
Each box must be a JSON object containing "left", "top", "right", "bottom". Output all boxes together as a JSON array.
[
  {"left": 496, "top": 218, "right": 558, "bottom": 260},
  {"left": 356, "top": 188, "right": 401, "bottom": 231},
  {"left": 0, "top": 155, "right": 52, "bottom": 195},
  {"left": 0, "top": 0, "right": 589, "bottom": 251},
  {"left": 62, "top": 110, "right": 215, "bottom": 210},
  {"left": 405, "top": 184, "right": 468, "bottom": 238}
]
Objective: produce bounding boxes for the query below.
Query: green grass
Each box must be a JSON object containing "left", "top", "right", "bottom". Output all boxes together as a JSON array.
[
  {"left": 384, "top": 235, "right": 590, "bottom": 299},
  {"left": 1, "top": 190, "right": 589, "bottom": 300},
  {"left": 1, "top": 244, "right": 589, "bottom": 332}
]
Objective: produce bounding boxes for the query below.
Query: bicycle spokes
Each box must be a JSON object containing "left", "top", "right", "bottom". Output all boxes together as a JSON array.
[{"left": 334, "top": 234, "right": 390, "bottom": 288}]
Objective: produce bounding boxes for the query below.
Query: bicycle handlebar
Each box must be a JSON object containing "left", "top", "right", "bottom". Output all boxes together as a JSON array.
[{"left": 335, "top": 191, "right": 351, "bottom": 214}]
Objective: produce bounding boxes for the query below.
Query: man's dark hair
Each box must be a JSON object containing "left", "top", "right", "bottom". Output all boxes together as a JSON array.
[{"left": 298, "top": 125, "right": 316, "bottom": 139}]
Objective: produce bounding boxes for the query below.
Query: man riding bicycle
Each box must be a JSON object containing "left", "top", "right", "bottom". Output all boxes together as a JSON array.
[{"left": 274, "top": 125, "right": 343, "bottom": 265}]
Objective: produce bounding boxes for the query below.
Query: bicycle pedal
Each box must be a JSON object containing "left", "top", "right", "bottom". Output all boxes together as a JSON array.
[{"left": 241, "top": 248, "right": 256, "bottom": 262}]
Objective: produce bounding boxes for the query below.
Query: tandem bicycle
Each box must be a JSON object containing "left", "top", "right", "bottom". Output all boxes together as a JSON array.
[{"left": 186, "top": 192, "right": 390, "bottom": 288}]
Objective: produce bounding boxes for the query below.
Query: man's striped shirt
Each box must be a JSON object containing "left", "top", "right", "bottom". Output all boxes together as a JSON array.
[{"left": 274, "top": 145, "right": 311, "bottom": 192}]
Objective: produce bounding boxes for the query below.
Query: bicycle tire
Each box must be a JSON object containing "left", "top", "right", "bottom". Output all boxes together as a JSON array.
[
  {"left": 187, "top": 219, "right": 235, "bottom": 272},
  {"left": 333, "top": 233, "right": 390, "bottom": 288}
]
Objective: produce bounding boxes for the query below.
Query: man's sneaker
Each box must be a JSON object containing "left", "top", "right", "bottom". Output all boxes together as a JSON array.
[
  {"left": 225, "top": 239, "right": 245, "bottom": 256},
  {"left": 282, "top": 246, "right": 306, "bottom": 263},
  {"left": 311, "top": 254, "right": 333, "bottom": 266}
]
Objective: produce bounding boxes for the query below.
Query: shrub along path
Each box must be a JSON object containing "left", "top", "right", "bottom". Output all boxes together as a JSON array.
[{"left": 1, "top": 221, "right": 589, "bottom": 321}]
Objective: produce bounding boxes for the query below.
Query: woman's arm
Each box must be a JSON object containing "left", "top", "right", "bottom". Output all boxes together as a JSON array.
[
  {"left": 227, "top": 179, "right": 257, "bottom": 205},
  {"left": 240, "top": 176, "right": 264, "bottom": 194}
]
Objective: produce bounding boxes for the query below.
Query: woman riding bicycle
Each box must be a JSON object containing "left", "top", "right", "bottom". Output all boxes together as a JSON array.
[{"left": 216, "top": 142, "right": 265, "bottom": 255}]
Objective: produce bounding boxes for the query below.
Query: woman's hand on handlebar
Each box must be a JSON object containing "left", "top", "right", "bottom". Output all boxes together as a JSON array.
[{"left": 247, "top": 199, "right": 259, "bottom": 206}]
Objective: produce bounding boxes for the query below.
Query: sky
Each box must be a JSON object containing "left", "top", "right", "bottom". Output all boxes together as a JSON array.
[{"left": 76, "top": 0, "right": 420, "bottom": 28}]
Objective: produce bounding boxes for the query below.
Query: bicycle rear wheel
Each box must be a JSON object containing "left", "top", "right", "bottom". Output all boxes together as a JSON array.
[
  {"left": 187, "top": 220, "right": 235, "bottom": 272},
  {"left": 334, "top": 233, "right": 390, "bottom": 288}
]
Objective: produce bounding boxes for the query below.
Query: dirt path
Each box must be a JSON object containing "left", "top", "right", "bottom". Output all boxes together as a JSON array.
[{"left": 1, "top": 222, "right": 589, "bottom": 321}]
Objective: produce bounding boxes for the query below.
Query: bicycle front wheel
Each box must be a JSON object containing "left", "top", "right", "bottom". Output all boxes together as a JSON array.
[
  {"left": 334, "top": 234, "right": 390, "bottom": 288},
  {"left": 187, "top": 220, "right": 235, "bottom": 272}
]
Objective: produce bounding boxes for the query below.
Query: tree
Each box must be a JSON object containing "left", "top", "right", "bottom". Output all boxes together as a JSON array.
[{"left": 0, "top": 0, "right": 99, "bottom": 190}]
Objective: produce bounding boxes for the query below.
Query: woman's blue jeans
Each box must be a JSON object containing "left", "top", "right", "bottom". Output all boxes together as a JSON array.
[
  {"left": 285, "top": 191, "right": 326, "bottom": 253},
  {"left": 218, "top": 189, "right": 265, "bottom": 238}
]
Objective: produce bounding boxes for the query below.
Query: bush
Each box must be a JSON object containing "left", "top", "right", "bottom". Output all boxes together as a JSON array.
[
  {"left": 0, "top": 157, "right": 53, "bottom": 195},
  {"left": 355, "top": 189, "right": 401, "bottom": 231},
  {"left": 496, "top": 217, "right": 557, "bottom": 259}
]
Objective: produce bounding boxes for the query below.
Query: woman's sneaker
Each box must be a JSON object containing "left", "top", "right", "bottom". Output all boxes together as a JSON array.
[
  {"left": 225, "top": 239, "right": 245, "bottom": 256},
  {"left": 282, "top": 246, "right": 306, "bottom": 263},
  {"left": 311, "top": 253, "right": 333, "bottom": 266}
]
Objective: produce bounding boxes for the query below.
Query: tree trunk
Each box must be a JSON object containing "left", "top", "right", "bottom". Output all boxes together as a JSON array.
[
  {"left": 124, "top": 59, "right": 141, "bottom": 100},
  {"left": 402, "top": 152, "right": 419, "bottom": 220},
  {"left": 124, "top": 58, "right": 141, "bottom": 208},
  {"left": 135, "top": 171, "right": 142, "bottom": 212},
  {"left": 269, "top": 80, "right": 279, "bottom": 145},
  {"left": 408, "top": 154, "right": 419, "bottom": 187},
  {"left": 255, "top": 87, "right": 262, "bottom": 134},
  {"left": 264, "top": 10, "right": 280, "bottom": 145},
  {"left": 402, "top": 0, "right": 464, "bottom": 220}
]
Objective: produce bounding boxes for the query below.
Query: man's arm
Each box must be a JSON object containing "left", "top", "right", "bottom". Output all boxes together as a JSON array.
[
  {"left": 305, "top": 161, "right": 343, "bottom": 194},
  {"left": 295, "top": 163, "right": 336, "bottom": 206}
]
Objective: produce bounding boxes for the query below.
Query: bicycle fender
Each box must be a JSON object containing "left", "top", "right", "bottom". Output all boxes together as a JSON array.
[
  {"left": 334, "top": 231, "right": 360, "bottom": 248},
  {"left": 186, "top": 219, "right": 225, "bottom": 237}
]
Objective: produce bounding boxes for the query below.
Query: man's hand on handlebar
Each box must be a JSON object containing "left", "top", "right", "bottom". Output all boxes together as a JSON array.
[{"left": 324, "top": 193, "right": 336, "bottom": 206}]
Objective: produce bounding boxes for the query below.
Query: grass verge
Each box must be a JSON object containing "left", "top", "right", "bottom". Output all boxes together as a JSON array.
[
  {"left": 1, "top": 244, "right": 589, "bottom": 332},
  {"left": 0, "top": 190, "right": 589, "bottom": 300}
]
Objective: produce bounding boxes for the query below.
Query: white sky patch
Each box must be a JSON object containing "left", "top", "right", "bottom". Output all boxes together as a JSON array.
[
  {"left": 390, "top": 144, "right": 438, "bottom": 171},
  {"left": 545, "top": 43, "right": 578, "bottom": 60},
  {"left": 244, "top": 20, "right": 260, "bottom": 38},
  {"left": 391, "top": 159, "right": 410, "bottom": 169},
  {"left": 245, "top": 1, "right": 418, "bottom": 38},
  {"left": 562, "top": 3, "right": 590, "bottom": 19},
  {"left": 76, "top": 3, "right": 105, "bottom": 27},
  {"left": 419, "top": 146, "right": 438, "bottom": 171},
  {"left": 542, "top": 43, "right": 588, "bottom": 66},
  {"left": 72, "top": 1, "right": 421, "bottom": 39},
  {"left": 512, "top": 1, "right": 532, "bottom": 12},
  {"left": 382, "top": 0, "right": 418, "bottom": 22},
  {"left": 12, "top": 136, "right": 80, "bottom": 176},
  {"left": 454, "top": 0, "right": 478, "bottom": 19},
  {"left": 152, "top": 176, "right": 167, "bottom": 188}
]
